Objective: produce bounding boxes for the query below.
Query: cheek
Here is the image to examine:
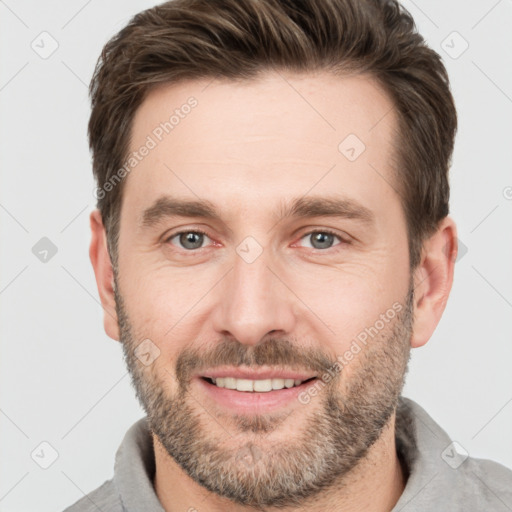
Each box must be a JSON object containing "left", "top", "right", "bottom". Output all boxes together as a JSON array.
[
  {"left": 117, "top": 270, "right": 168, "bottom": 339},
  {"left": 287, "top": 262, "right": 406, "bottom": 345},
  {"left": 119, "top": 269, "right": 208, "bottom": 355}
]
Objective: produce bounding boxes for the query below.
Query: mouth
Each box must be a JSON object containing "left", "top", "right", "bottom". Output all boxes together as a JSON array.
[
  {"left": 200, "top": 376, "right": 317, "bottom": 392},
  {"left": 195, "top": 374, "right": 320, "bottom": 414}
]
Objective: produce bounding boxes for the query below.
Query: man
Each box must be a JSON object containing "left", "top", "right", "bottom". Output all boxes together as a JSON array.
[{"left": 65, "top": 0, "right": 512, "bottom": 510}]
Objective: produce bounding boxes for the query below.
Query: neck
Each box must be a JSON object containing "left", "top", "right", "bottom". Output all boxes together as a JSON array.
[{"left": 153, "top": 412, "right": 406, "bottom": 512}]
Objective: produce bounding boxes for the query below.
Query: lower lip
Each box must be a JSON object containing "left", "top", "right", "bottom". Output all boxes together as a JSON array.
[{"left": 195, "top": 377, "right": 318, "bottom": 414}]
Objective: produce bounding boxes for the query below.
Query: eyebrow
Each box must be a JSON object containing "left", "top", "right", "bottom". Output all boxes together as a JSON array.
[{"left": 140, "top": 194, "right": 375, "bottom": 229}]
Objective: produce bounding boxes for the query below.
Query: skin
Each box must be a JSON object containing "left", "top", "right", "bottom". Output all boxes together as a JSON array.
[{"left": 89, "top": 70, "right": 457, "bottom": 512}]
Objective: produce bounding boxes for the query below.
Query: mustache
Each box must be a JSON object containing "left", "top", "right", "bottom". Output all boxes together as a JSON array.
[{"left": 175, "top": 336, "right": 336, "bottom": 385}]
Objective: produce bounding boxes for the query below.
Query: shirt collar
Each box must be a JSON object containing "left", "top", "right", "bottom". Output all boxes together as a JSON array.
[
  {"left": 392, "top": 396, "right": 458, "bottom": 510},
  {"left": 113, "top": 415, "right": 165, "bottom": 511}
]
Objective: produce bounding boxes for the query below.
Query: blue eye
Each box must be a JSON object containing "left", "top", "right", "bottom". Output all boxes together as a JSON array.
[
  {"left": 166, "top": 230, "right": 211, "bottom": 250},
  {"left": 298, "top": 230, "right": 343, "bottom": 250},
  {"left": 164, "top": 228, "right": 346, "bottom": 253}
]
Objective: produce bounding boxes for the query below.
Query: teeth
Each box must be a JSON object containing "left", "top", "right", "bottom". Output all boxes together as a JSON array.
[{"left": 210, "top": 377, "right": 306, "bottom": 392}]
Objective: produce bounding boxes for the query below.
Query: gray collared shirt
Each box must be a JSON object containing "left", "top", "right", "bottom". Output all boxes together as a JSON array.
[{"left": 63, "top": 396, "right": 512, "bottom": 511}]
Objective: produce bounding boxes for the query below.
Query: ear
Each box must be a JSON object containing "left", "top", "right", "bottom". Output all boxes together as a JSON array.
[
  {"left": 89, "top": 209, "right": 120, "bottom": 341},
  {"left": 410, "top": 216, "right": 457, "bottom": 349}
]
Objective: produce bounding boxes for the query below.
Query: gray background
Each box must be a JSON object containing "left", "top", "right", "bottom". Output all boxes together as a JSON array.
[{"left": 0, "top": 1, "right": 511, "bottom": 511}]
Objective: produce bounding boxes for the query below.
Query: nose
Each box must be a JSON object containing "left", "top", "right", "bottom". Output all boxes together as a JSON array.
[{"left": 211, "top": 249, "right": 297, "bottom": 347}]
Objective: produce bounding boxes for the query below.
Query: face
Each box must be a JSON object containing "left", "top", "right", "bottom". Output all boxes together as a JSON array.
[{"left": 113, "top": 71, "right": 414, "bottom": 507}]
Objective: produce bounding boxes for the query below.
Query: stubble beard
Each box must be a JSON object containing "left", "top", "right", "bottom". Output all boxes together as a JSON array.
[{"left": 114, "top": 276, "right": 413, "bottom": 509}]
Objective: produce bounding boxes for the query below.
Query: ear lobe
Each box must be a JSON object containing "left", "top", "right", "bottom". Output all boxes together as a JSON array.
[
  {"left": 89, "top": 209, "right": 120, "bottom": 341},
  {"left": 410, "top": 217, "right": 457, "bottom": 349}
]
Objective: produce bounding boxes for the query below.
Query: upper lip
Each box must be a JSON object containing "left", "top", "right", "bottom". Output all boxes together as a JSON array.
[{"left": 197, "top": 367, "right": 318, "bottom": 381}]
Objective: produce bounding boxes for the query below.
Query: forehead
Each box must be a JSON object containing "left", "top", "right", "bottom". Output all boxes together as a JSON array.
[{"left": 122, "top": 70, "right": 399, "bottom": 224}]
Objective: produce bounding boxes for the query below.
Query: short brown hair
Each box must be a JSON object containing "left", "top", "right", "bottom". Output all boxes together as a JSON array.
[{"left": 88, "top": 0, "right": 457, "bottom": 270}]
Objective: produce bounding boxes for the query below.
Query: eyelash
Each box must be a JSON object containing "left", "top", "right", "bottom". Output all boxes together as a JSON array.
[{"left": 164, "top": 228, "right": 348, "bottom": 252}]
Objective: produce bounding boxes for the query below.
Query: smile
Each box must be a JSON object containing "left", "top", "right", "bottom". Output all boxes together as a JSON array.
[
  {"left": 203, "top": 376, "right": 315, "bottom": 392},
  {"left": 196, "top": 375, "right": 319, "bottom": 414}
]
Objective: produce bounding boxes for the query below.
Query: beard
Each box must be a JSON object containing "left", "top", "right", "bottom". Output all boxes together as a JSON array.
[{"left": 114, "top": 276, "right": 413, "bottom": 509}]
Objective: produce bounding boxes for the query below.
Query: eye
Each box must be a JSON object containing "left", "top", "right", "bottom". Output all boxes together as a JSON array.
[
  {"left": 165, "top": 229, "right": 212, "bottom": 250},
  {"left": 297, "top": 230, "right": 345, "bottom": 250},
  {"left": 164, "top": 228, "right": 348, "bottom": 252}
]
